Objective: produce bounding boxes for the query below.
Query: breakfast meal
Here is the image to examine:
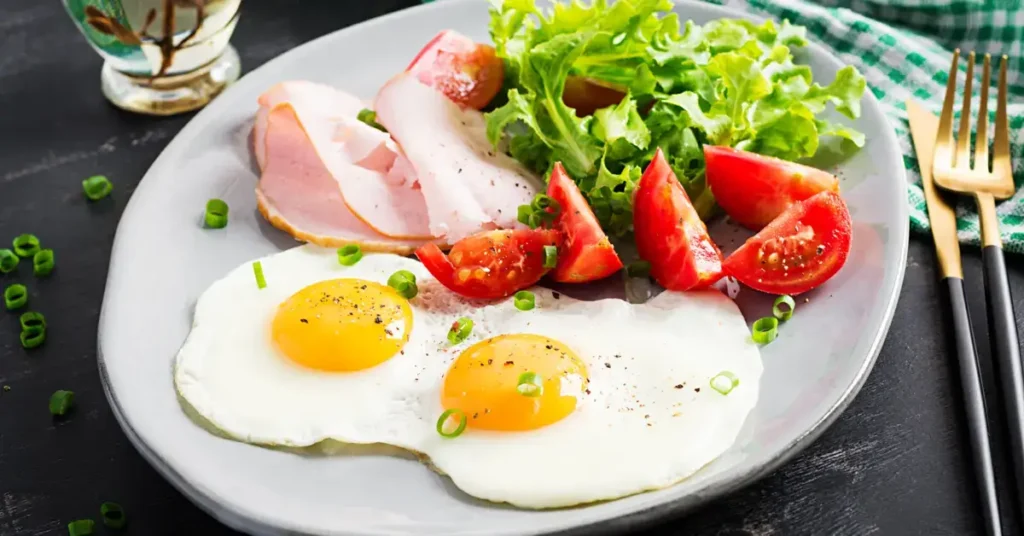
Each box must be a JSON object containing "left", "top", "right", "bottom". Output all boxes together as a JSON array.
[{"left": 176, "top": 0, "right": 865, "bottom": 508}]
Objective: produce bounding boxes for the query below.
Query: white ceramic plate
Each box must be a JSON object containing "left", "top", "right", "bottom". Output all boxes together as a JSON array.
[{"left": 98, "top": 1, "right": 909, "bottom": 534}]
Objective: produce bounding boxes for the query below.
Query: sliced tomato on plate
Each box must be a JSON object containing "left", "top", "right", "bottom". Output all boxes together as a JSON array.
[
  {"left": 545, "top": 163, "right": 623, "bottom": 283},
  {"left": 415, "top": 229, "right": 563, "bottom": 300},
  {"left": 723, "top": 190, "right": 852, "bottom": 295},
  {"left": 704, "top": 145, "right": 840, "bottom": 231},
  {"left": 562, "top": 76, "right": 626, "bottom": 117},
  {"left": 633, "top": 149, "right": 724, "bottom": 291},
  {"left": 406, "top": 30, "right": 504, "bottom": 110}
]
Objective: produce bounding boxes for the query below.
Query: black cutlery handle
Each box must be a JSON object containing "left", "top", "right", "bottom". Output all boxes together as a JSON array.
[
  {"left": 943, "top": 276, "right": 1002, "bottom": 536},
  {"left": 982, "top": 245, "right": 1024, "bottom": 517}
]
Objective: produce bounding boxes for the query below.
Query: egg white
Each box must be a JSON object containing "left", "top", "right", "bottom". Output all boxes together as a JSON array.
[{"left": 175, "top": 244, "right": 762, "bottom": 508}]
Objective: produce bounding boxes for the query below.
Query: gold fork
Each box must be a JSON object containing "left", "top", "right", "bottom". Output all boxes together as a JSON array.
[{"left": 932, "top": 49, "right": 1024, "bottom": 518}]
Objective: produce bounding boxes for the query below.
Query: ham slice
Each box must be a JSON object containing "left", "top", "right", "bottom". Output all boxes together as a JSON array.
[
  {"left": 253, "top": 81, "right": 431, "bottom": 240},
  {"left": 256, "top": 103, "right": 429, "bottom": 254},
  {"left": 374, "top": 74, "right": 541, "bottom": 242}
]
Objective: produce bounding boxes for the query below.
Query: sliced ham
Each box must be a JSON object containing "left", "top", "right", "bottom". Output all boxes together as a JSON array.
[
  {"left": 256, "top": 103, "right": 429, "bottom": 254},
  {"left": 374, "top": 74, "right": 541, "bottom": 242},
  {"left": 252, "top": 81, "right": 431, "bottom": 240}
]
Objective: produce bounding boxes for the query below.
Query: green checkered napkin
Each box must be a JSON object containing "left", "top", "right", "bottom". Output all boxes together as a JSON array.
[{"left": 704, "top": 0, "right": 1024, "bottom": 251}]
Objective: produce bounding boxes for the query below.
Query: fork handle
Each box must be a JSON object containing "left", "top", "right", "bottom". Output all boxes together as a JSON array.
[
  {"left": 943, "top": 276, "right": 1003, "bottom": 536},
  {"left": 982, "top": 243, "right": 1024, "bottom": 515}
]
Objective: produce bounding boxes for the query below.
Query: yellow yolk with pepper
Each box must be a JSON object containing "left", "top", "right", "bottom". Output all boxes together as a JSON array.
[
  {"left": 442, "top": 334, "right": 588, "bottom": 431},
  {"left": 272, "top": 279, "right": 412, "bottom": 371}
]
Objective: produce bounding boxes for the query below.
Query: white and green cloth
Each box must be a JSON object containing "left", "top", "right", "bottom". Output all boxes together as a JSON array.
[{"left": 704, "top": 0, "right": 1024, "bottom": 250}]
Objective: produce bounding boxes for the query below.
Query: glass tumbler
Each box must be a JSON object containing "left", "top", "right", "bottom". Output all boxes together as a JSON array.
[{"left": 63, "top": 0, "right": 242, "bottom": 116}]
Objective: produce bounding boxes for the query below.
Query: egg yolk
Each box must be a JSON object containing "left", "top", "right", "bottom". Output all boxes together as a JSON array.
[
  {"left": 441, "top": 334, "right": 588, "bottom": 431},
  {"left": 272, "top": 279, "right": 412, "bottom": 371}
]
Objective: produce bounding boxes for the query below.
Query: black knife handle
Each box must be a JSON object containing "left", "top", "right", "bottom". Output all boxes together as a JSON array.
[
  {"left": 982, "top": 245, "right": 1024, "bottom": 519},
  {"left": 943, "top": 276, "right": 1002, "bottom": 536}
]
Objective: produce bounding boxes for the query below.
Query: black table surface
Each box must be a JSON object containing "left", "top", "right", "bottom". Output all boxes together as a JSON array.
[{"left": 1, "top": 1, "right": 1021, "bottom": 535}]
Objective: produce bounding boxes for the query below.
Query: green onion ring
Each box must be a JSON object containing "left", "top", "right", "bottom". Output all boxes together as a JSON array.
[
  {"left": 82, "top": 175, "right": 113, "bottom": 201},
  {"left": 12, "top": 234, "right": 40, "bottom": 258},
  {"left": 100, "top": 502, "right": 126, "bottom": 529},
  {"left": 337, "top": 244, "right": 363, "bottom": 266},
  {"left": 4, "top": 284, "right": 27, "bottom": 310},
  {"left": 33, "top": 249, "right": 54, "bottom": 277},
  {"left": 517, "top": 372, "right": 544, "bottom": 397},
  {"left": 387, "top": 270, "right": 418, "bottom": 299},
  {"left": 67, "top": 519, "right": 95, "bottom": 536},
  {"left": 204, "top": 199, "right": 229, "bottom": 229},
  {"left": 0, "top": 249, "right": 18, "bottom": 273},
  {"left": 447, "top": 317, "right": 473, "bottom": 345},
  {"left": 751, "top": 316, "right": 779, "bottom": 344},
  {"left": 19, "top": 311, "right": 46, "bottom": 331},
  {"left": 20, "top": 326, "right": 45, "bottom": 349},
  {"left": 357, "top": 108, "right": 386, "bottom": 132},
  {"left": 436, "top": 408, "right": 468, "bottom": 438},
  {"left": 516, "top": 204, "right": 533, "bottom": 227},
  {"left": 513, "top": 290, "right": 535, "bottom": 311},
  {"left": 49, "top": 390, "right": 75, "bottom": 416},
  {"left": 773, "top": 295, "right": 795, "bottom": 321},
  {"left": 710, "top": 371, "right": 739, "bottom": 395},
  {"left": 625, "top": 260, "right": 651, "bottom": 278},
  {"left": 252, "top": 261, "right": 267, "bottom": 290},
  {"left": 543, "top": 245, "right": 558, "bottom": 269}
]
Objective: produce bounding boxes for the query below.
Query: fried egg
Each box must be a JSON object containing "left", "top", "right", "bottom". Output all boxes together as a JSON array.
[{"left": 175, "top": 245, "right": 762, "bottom": 508}]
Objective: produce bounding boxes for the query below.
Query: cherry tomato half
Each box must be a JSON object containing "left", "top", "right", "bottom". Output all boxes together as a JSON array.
[{"left": 546, "top": 163, "right": 623, "bottom": 282}]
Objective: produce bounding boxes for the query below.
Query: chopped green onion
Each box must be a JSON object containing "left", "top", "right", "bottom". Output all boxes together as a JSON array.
[
  {"left": 2, "top": 385, "right": 9, "bottom": 392},
  {"left": 526, "top": 212, "right": 543, "bottom": 229},
  {"left": 752, "top": 316, "right": 779, "bottom": 344},
  {"left": 447, "top": 317, "right": 473, "bottom": 345},
  {"left": 436, "top": 408, "right": 467, "bottom": 438},
  {"left": 626, "top": 260, "right": 651, "bottom": 278},
  {"left": 517, "top": 372, "right": 543, "bottom": 397},
  {"left": 252, "top": 261, "right": 266, "bottom": 290},
  {"left": 49, "top": 390, "right": 74, "bottom": 416},
  {"left": 710, "top": 371, "right": 739, "bottom": 395},
  {"left": 517, "top": 204, "right": 533, "bottom": 227},
  {"left": 543, "top": 245, "right": 558, "bottom": 269},
  {"left": 204, "top": 199, "right": 229, "bottom": 229},
  {"left": 33, "top": 249, "right": 54, "bottom": 277},
  {"left": 387, "top": 270, "right": 418, "bottom": 299},
  {"left": 357, "top": 108, "right": 387, "bottom": 132},
  {"left": 82, "top": 174, "right": 113, "bottom": 201},
  {"left": 20, "top": 311, "right": 46, "bottom": 331},
  {"left": 773, "top": 295, "right": 795, "bottom": 321},
  {"left": 513, "top": 290, "right": 535, "bottom": 311},
  {"left": 531, "top": 194, "right": 555, "bottom": 212},
  {"left": 20, "top": 326, "right": 45, "bottom": 349},
  {"left": 0, "top": 249, "right": 18, "bottom": 273},
  {"left": 67, "top": 519, "right": 95, "bottom": 536},
  {"left": 337, "top": 245, "right": 363, "bottom": 266},
  {"left": 4, "top": 284, "right": 27, "bottom": 310},
  {"left": 12, "top": 234, "right": 40, "bottom": 258},
  {"left": 100, "top": 502, "right": 126, "bottom": 529}
]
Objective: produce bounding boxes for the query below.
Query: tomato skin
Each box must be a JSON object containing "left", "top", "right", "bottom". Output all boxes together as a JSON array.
[
  {"left": 546, "top": 163, "right": 623, "bottom": 283},
  {"left": 633, "top": 149, "right": 724, "bottom": 291},
  {"left": 705, "top": 145, "right": 840, "bottom": 231},
  {"left": 723, "top": 190, "right": 852, "bottom": 295},
  {"left": 562, "top": 76, "right": 627, "bottom": 117},
  {"left": 415, "top": 229, "right": 563, "bottom": 300},
  {"left": 406, "top": 30, "right": 504, "bottom": 110}
]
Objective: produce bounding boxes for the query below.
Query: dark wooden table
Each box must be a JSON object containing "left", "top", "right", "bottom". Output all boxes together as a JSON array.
[{"left": 1, "top": 1, "right": 1020, "bottom": 534}]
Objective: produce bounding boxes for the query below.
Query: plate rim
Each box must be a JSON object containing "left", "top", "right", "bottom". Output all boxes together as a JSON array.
[{"left": 97, "top": 0, "right": 910, "bottom": 534}]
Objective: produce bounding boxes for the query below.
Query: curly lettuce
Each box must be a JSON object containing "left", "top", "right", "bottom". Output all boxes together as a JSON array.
[{"left": 485, "top": 0, "right": 866, "bottom": 237}]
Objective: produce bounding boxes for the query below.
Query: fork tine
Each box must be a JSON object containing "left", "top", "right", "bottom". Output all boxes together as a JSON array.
[
  {"left": 994, "top": 54, "right": 1011, "bottom": 176},
  {"left": 936, "top": 49, "right": 960, "bottom": 169},
  {"left": 956, "top": 52, "right": 975, "bottom": 169},
  {"left": 976, "top": 54, "right": 991, "bottom": 173}
]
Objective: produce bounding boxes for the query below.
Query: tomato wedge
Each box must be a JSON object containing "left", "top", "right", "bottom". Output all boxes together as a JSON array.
[
  {"left": 406, "top": 30, "right": 504, "bottom": 110},
  {"left": 633, "top": 149, "right": 724, "bottom": 291},
  {"left": 705, "top": 145, "right": 840, "bottom": 231},
  {"left": 415, "top": 229, "right": 563, "bottom": 300},
  {"left": 546, "top": 163, "right": 623, "bottom": 282},
  {"left": 723, "top": 191, "right": 852, "bottom": 295},
  {"left": 562, "top": 76, "right": 626, "bottom": 117}
]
